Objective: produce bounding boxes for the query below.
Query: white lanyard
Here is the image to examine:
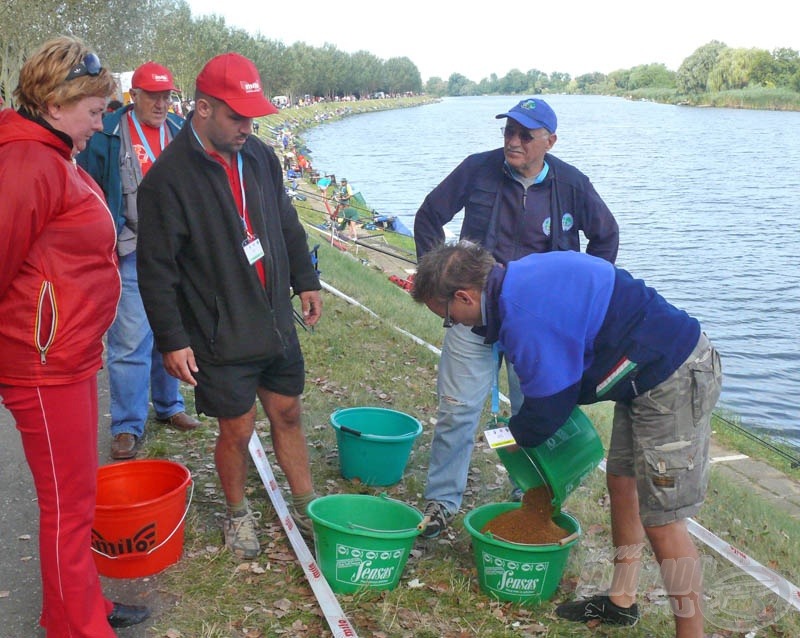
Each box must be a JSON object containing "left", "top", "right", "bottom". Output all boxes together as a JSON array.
[
  {"left": 130, "top": 110, "right": 166, "bottom": 163},
  {"left": 235, "top": 153, "right": 250, "bottom": 237}
]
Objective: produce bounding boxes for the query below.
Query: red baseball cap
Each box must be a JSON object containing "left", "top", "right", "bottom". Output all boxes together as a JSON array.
[
  {"left": 195, "top": 53, "right": 278, "bottom": 118},
  {"left": 131, "top": 61, "right": 177, "bottom": 92}
]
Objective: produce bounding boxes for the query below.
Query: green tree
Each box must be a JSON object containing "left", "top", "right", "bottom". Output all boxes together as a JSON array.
[
  {"left": 350, "top": 50, "right": 383, "bottom": 97},
  {"left": 607, "top": 68, "right": 632, "bottom": 91},
  {"left": 382, "top": 56, "right": 422, "bottom": 94},
  {"left": 424, "top": 75, "right": 447, "bottom": 96},
  {"left": 628, "top": 63, "right": 675, "bottom": 89},
  {"left": 574, "top": 71, "right": 607, "bottom": 93},
  {"left": 770, "top": 47, "right": 800, "bottom": 87},
  {"left": 547, "top": 71, "right": 571, "bottom": 92},
  {"left": 708, "top": 48, "right": 756, "bottom": 91},
  {"left": 498, "top": 68, "right": 527, "bottom": 94},
  {"left": 250, "top": 36, "right": 290, "bottom": 100},
  {"left": 285, "top": 41, "right": 316, "bottom": 100},
  {"left": 676, "top": 40, "right": 728, "bottom": 94},
  {"left": 447, "top": 72, "right": 475, "bottom": 96},
  {"left": 525, "top": 68, "right": 548, "bottom": 93}
]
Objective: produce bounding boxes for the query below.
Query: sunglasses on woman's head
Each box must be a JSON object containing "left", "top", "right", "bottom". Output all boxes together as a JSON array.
[{"left": 64, "top": 53, "right": 102, "bottom": 82}]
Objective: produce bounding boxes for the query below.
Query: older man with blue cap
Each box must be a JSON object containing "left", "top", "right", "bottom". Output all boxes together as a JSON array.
[{"left": 412, "top": 97, "right": 620, "bottom": 540}]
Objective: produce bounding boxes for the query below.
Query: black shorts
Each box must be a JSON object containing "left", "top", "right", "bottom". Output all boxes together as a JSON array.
[{"left": 194, "top": 343, "right": 305, "bottom": 418}]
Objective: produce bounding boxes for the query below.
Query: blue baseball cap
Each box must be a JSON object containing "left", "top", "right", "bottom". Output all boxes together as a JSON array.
[{"left": 496, "top": 98, "right": 557, "bottom": 133}]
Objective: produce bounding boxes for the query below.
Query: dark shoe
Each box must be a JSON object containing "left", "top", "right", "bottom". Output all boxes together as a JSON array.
[
  {"left": 290, "top": 506, "right": 315, "bottom": 541},
  {"left": 420, "top": 501, "right": 453, "bottom": 539},
  {"left": 223, "top": 509, "right": 262, "bottom": 559},
  {"left": 158, "top": 411, "right": 200, "bottom": 431},
  {"left": 110, "top": 433, "right": 138, "bottom": 460},
  {"left": 555, "top": 594, "right": 640, "bottom": 626},
  {"left": 107, "top": 602, "right": 151, "bottom": 628}
]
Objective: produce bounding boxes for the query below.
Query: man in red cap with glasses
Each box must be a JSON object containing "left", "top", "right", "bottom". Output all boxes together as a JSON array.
[
  {"left": 78, "top": 61, "right": 201, "bottom": 462},
  {"left": 136, "top": 53, "right": 323, "bottom": 559}
]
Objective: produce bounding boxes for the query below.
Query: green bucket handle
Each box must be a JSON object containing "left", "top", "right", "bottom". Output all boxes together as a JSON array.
[
  {"left": 345, "top": 492, "right": 426, "bottom": 534},
  {"left": 484, "top": 527, "right": 580, "bottom": 547}
]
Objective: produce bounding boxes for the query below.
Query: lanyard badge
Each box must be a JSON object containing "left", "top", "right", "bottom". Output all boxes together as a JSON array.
[{"left": 242, "top": 234, "right": 264, "bottom": 264}]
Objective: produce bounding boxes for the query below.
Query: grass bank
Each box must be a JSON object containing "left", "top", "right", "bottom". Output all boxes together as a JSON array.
[
  {"left": 257, "top": 95, "right": 438, "bottom": 138},
  {"left": 621, "top": 86, "right": 800, "bottom": 110},
  {"left": 134, "top": 187, "right": 800, "bottom": 636}
]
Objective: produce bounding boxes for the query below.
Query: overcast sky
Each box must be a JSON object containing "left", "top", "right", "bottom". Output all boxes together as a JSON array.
[{"left": 186, "top": 0, "right": 799, "bottom": 81}]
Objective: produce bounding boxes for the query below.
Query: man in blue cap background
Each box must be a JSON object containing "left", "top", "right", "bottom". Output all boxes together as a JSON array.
[{"left": 413, "top": 97, "right": 620, "bottom": 539}]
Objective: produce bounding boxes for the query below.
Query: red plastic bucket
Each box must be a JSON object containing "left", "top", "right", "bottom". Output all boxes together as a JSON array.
[{"left": 91, "top": 460, "right": 193, "bottom": 578}]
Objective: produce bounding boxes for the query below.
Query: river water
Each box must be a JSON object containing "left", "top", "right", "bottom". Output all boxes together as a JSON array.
[{"left": 303, "top": 95, "right": 800, "bottom": 445}]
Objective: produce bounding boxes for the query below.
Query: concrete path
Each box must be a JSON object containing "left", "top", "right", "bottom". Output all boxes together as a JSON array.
[
  {"left": 0, "top": 368, "right": 163, "bottom": 638},
  {"left": 709, "top": 440, "right": 800, "bottom": 520}
]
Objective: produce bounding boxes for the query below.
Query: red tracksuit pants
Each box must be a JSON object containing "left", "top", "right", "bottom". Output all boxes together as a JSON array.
[{"left": 0, "top": 377, "right": 115, "bottom": 637}]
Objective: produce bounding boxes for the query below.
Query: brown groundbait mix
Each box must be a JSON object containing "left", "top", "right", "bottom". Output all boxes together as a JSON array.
[{"left": 481, "top": 485, "right": 570, "bottom": 544}]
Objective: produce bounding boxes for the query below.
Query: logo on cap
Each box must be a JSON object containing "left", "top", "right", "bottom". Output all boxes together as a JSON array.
[
  {"left": 520, "top": 99, "right": 539, "bottom": 111},
  {"left": 241, "top": 81, "right": 262, "bottom": 94}
]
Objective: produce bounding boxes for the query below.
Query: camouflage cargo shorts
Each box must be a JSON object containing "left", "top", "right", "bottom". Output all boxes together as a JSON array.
[{"left": 607, "top": 333, "right": 723, "bottom": 527}]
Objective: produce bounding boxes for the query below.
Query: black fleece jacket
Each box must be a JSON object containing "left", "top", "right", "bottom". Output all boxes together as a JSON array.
[{"left": 137, "top": 115, "right": 320, "bottom": 364}]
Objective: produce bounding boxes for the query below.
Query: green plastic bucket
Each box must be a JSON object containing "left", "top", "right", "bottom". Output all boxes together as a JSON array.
[
  {"left": 330, "top": 407, "right": 423, "bottom": 486},
  {"left": 464, "top": 502, "right": 581, "bottom": 604},
  {"left": 495, "top": 406, "right": 603, "bottom": 508},
  {"left": 307, "top": 494, "right": 423, "bottom": 593}
]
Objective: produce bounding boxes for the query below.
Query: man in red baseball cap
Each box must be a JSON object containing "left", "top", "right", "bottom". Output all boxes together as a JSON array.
[
  {"left": 136, "top": 52, "right": 322, "bottom": 560},
  {"left": 77, "top": 60, "right": 200, "bottom": 462},
  {"left": 195, "top": 52, "right": 278, "bottom": 117}
]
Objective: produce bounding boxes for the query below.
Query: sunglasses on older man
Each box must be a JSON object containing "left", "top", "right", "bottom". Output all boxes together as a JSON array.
[
  {"left": 64, "top": 53, "right": 102, "bottom": 82},
  {"left": 501, "top": 124, "right": 550, "bottom": 144}
]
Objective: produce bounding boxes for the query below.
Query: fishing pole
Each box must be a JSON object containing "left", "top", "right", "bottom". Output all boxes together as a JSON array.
[{"left": 714, "top": 412, "right": 800, "bottom": 468}]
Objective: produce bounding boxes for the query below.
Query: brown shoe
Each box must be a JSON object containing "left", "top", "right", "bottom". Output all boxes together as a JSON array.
[
  {"left": 158, "top": 412, "right": 200, "bottom": 431},
  {"left": 111, "top": 433, "right": 138, "bottom": 460}
]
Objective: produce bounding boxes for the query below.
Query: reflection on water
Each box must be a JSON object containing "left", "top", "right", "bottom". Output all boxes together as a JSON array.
[{"left": 304, "top": 96, "right": 800, "bottom": 444}]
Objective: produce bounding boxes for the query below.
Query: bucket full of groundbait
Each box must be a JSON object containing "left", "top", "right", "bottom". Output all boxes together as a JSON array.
[
  {"left": 494, "top": 406, "right": 603, "bottom": 508},
  {"left": 92, "top": 459, "right": 193, "bottom": 578},
  {"left": 330, "top": 407, "right": 423, "bottom": 486},
  {"left": 463, "top": 501, "right": 581, "bottom": 604},
  {"left": 307, "top": 493, "right": 423, "bottom": 593}
]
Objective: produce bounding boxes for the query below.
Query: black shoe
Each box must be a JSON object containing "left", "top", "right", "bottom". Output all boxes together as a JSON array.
[
  {"left": 420, "top": 501, "right": 453, "bottom": 539},
  {"left": 107, "top": 602, "right": 151, "bottom": 628},
  {"left": 555, "top": 594, "right": 639, "bottom": 626}
]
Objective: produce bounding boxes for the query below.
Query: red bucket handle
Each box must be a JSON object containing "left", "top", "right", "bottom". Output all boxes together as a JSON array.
[{"left": 91, "top": 480, "right": 194, "bottom": 562}]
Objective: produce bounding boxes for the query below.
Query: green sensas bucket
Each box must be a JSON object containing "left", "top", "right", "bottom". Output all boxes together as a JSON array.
[
  {"left": 463, "top": 502, "right": 581, "bottom": 604},
  {"left": 307, "top": 494, "right": 423, "bottom": 593},
  {"left": 496, "top": 406, "right": 603, "bottom": 508},
  {"left": 330, "top": 407, "right": 423, "bottom": 486}
]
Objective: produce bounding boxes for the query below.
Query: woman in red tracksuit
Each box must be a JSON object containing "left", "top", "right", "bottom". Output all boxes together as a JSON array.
[{"left": 0, "top": 37, "right": 150, "bottom": 636}]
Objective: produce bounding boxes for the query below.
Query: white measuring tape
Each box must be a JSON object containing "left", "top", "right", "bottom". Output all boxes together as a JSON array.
[
  {"left": 598, "top": 459, "right": 800, "bottom": 612},
  {"left": 248, "top": 432, "right": 359, "bottom": 638}
]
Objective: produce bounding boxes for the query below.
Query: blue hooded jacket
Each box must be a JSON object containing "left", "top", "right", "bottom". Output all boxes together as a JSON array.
[{"left": 481, "top": 251, "right": 700, "bottom": 446}]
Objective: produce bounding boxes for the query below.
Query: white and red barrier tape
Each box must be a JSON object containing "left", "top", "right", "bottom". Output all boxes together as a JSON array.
[
  {"left": 248, "top": 432, "right": 359, "bottom": 637},
  {"left": 598, "top": 459, "right": 800, "bottom": 612},
  {"left": 305, "top": 281, "right": 800, "bottom": 616}
]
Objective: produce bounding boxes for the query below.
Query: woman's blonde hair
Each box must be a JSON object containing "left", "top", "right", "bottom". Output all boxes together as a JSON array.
[{"left": 13, "top": 36, "right": 117, "bottom": 116}]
